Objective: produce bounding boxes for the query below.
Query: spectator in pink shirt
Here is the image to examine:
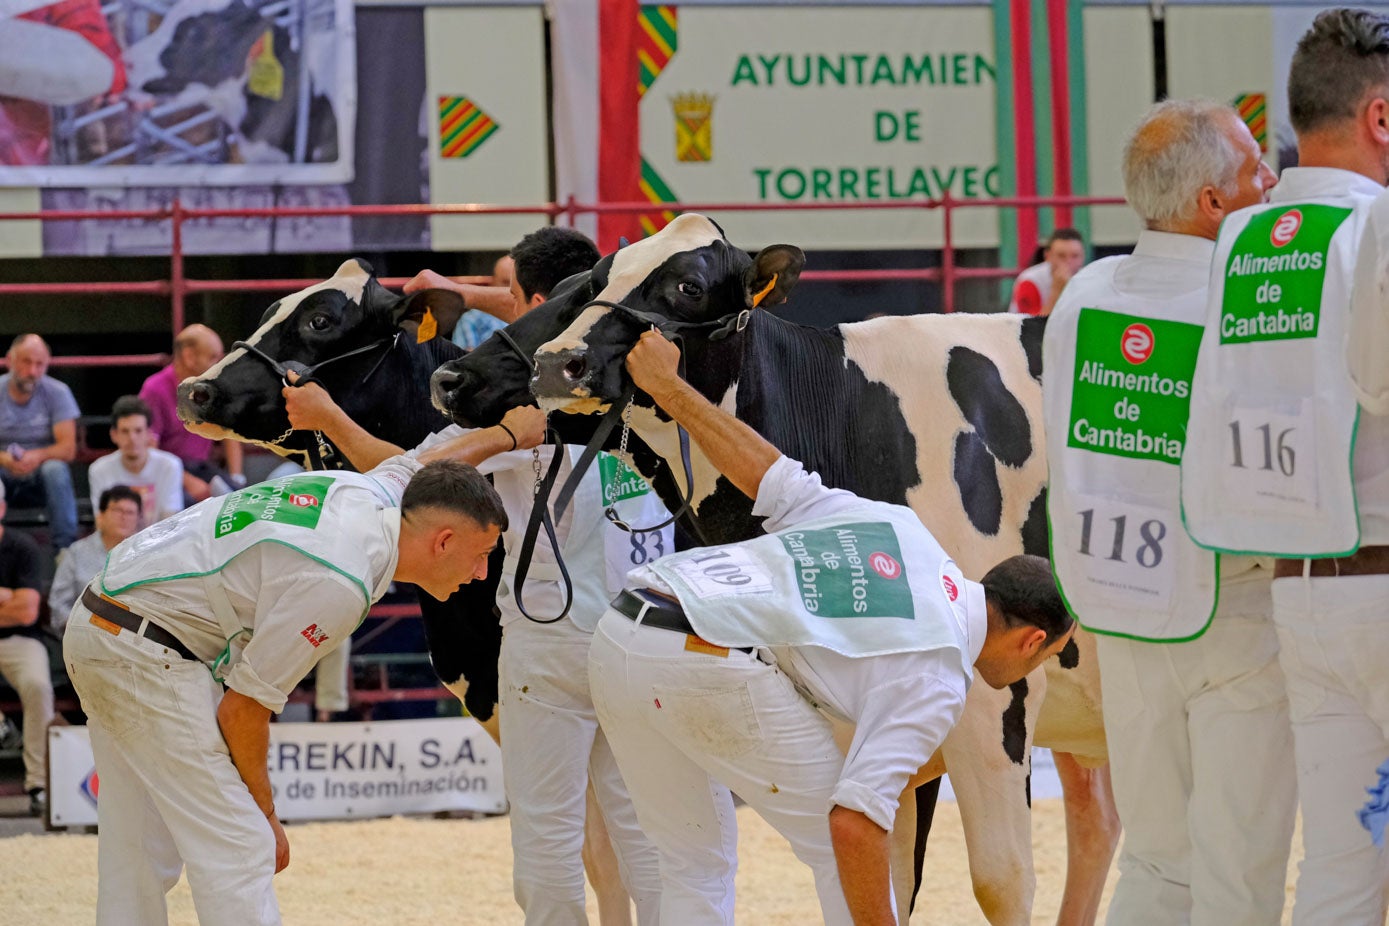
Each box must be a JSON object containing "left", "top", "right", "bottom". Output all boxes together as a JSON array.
[{"left": 140, "top": 325, "right": 244, "bottom": 503}]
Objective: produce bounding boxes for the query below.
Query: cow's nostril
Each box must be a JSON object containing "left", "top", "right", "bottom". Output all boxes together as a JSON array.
[
  {"left": 563, "top": 358, "right": 587, "bottom": 381},
  {"left": 189, "top": 383, "right": 213, "bottom": 407}
]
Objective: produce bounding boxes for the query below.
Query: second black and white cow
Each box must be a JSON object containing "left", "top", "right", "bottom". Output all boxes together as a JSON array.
[
  {"left": 175, "top": 258, "right": 507, "bottom": 722},
  {"left": 431, "top": 214, "right": 1110, "bottom": 926}
]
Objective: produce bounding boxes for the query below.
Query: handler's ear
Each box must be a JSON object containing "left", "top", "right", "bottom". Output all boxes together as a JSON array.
[
  {"left": 744, "top": 245, "right": 805, "bottom": 308},
  {"left": 392, "top": 290, "right": 468, "bottom": 342}
]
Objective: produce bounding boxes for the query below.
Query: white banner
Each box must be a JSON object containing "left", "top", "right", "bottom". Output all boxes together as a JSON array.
[{"left": 48, "top": 717, "right": 506, "bottom": 828}]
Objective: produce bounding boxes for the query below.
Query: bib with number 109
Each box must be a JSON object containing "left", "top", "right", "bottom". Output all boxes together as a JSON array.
[
  {"left": 1049, "top": 304, "right": 1218, "bottom": 639},
  {"left": 1181, "top": 195, "right": 1369, "bottom": 557}
]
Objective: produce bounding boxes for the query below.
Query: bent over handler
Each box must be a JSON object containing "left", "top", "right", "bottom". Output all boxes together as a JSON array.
[
  {"left": 588, "top": 330, "right": 1076, "bottom": 925},
  {"left": 62, "top": 435, "right": 513, "bottom": 926}
]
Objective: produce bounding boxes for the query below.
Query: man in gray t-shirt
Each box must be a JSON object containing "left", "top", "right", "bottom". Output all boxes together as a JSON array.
[{"left": 0, "top": 335, "right": 79, "bottom": 549}]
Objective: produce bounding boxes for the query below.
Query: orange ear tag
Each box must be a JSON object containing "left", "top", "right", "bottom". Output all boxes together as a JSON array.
[
  {"left": 751, "top": 273, "right": 779, "bottom": 308},
  {"left": 416, "top": 309, "right": 438, "bottom": 344}
]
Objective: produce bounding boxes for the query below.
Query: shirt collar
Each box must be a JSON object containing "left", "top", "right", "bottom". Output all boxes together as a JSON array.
[
  {"left": 1270, "top": 166, "right": 1383, "bottom": 202},
  {"left": 964, "top": 579, "right": 987, "bottom": 665},
  {"left": 1131, "top": 229, "right": 1215, "bottom": 264}
]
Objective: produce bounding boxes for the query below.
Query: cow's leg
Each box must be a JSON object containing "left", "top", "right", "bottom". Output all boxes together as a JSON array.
[
  {"left": 1052, "top": 753, "right": 1118, "bottom": 926},
  {"left": 939, "top": 673, "right": 1046, "bottom": 926},
  {"left": 583, "top": 783, "right": 634, "bottom": 926}
]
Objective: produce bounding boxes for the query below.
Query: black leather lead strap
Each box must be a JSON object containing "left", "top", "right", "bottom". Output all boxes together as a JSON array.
[{"left": 510, "top": 433, "right": 575, "bottom": 625}]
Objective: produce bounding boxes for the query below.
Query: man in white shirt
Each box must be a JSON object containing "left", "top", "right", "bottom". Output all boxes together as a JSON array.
[
  {"left": 48, "top": 484, "right": 140, "bottom": 626},
  {"left": 87, "top": 395, "right": 184, "bottom": 525},
  {"left": 1179, "top": 10, "right": 1389, "bottom": 924},
  {"left": 589, "top": 329, "right": 1075, "bottom": 926},
  {"left": 1007, "top": 228, "right": 1086, "bottom": 316},
  {"left": 1043, "top": 99, "right": 1293, "bottom": 926},
  {"left": 62, "top": 432, "right": 521, "bottom": 926}
]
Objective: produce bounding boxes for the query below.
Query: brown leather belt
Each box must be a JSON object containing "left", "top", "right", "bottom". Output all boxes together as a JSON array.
[
  {"left": 81, "top": 586, "right": 198, "bottom": 661},
  {"left": 1274, "top": 545, "right": 1389, "bottom": 579},
  {"left": 611, "top": 589, "right": 753, "bottom": 654}
]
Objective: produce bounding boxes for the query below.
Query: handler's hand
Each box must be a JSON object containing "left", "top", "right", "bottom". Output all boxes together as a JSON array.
[
  {"left": 403, "top": 269, "right": 458, "bottom": 296},
  {"left": 625, "top": 329, "right": 684, "bottom": 400},
  {"left": 269, "top": 813, "right": 290, "bottom": 873},
  {"left": 499, "top": 405, "right": 548, "bottom": 450},
  {"left": 281, "top": 372, "right": 344, "bottom": 432}
]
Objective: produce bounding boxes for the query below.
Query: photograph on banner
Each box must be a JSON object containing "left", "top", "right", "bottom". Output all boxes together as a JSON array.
[{"left": 0, "top": 0, "right": 356, "bottom": 187}]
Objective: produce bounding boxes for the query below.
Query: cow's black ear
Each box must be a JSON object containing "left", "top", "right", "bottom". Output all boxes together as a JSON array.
[
  {"left": 744, "top": 245, "right": 805, "bottom": 308},
  {"left": 392, "top": 289, "right": 468, "bottom": 341}
]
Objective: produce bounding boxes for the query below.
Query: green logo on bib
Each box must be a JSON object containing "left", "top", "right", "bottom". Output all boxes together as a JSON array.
[
  {"left": 597, "top": 453, "right": 654, "bottom": 506},
  {"left": 1068, "top": 308, "right": 1203, "bottom": 464},
  {"left": 1220, "top": 203, "right": 1351, "bottom": 344},
  {"left": 214, "top": 475, "right": 335, "bottom": 538},
  {"left": 777, "top": 521, "right": 913, "bottom": 618}
]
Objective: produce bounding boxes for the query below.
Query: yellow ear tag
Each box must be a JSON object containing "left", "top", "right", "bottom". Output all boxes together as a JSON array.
[
  {"left": 751, "top": 272, "right": 778, "bottom": 308},
  {"left": 247, "top": 30, "right": 285, "bottom": 102},
  {"left": 416, "top": 309, "right": 438, "bottom": 344}
]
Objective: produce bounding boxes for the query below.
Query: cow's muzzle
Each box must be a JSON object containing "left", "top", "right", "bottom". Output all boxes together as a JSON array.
[
  {"left": 531, "top": 348, "right": 592, "bottom": 400},
  {"left": 176, "top": 378, "right": 218, "bottom": 424}
]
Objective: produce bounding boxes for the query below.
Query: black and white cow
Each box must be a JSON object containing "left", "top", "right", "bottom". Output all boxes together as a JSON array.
[
  {"left": 124, "top": 0, "right": 340, "bottom": 164},
  {"left": 174, "top": 258, "right": 507, "bottom": 723},
  {"left": 431, "top": 215, "right": 1111, "bottom": 925}
]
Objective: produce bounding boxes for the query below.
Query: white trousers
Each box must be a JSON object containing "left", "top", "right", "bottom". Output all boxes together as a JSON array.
[
  {"left": 498, "top": 614, "right": 662, "bottom": 925},
  {"left": 63, "top": 609, "right": 280, "bottom": 926},
  {"left": 1273, "top": 572, "right": 1389, "bottom": 926},
  {"left": 0, "top": 633, "right": 53, "bottom": 791},
  {"left": 1098, "top": 578, "right": 1296, "bottom": 926},
  {"left": 588, "top": 610, "right": 854, "bottom": 926}
]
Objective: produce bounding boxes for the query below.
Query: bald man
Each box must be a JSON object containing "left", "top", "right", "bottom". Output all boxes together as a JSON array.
[
  {"left": 140, "top": 325, "right": 245, "bottom": 504},
  {"left": 0, "top": 334, "right": 79, "bottom": 549}
]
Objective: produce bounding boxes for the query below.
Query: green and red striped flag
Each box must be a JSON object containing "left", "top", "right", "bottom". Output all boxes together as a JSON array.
[
  {"left": 638, "top": 5, "right": 677, "bottom": 97},
  {"left": 1235, "top": 93, "right": 1268, "bottom": 152},
  {"left": 638, "top": 157, "right": 679, "bottom": 238},
  {"left": 993, "top": 0, "right": 1090, "bottom": 275},
  {"left": 438, "top": 96, "right": 499, "bottom": 159}
]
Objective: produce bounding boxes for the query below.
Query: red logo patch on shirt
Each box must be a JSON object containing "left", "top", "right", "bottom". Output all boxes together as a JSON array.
[
  {"left": 869, "top": 551, "right": 901, "bottom": 579},
  {"left": 1120, "top": 323, "right": 1154, "bottom": 365},
  {"left": 288, "top": 493, "right": 319, "bottom": 508},
  {"left": 300, "top": 624, "right": 329, "bottom": 648},
  {"left": 941, "top": 575, "right": 959, "bottom": 602},
  {"left": 1271, "top": 209, "right": 1302, "bottom": 248}
]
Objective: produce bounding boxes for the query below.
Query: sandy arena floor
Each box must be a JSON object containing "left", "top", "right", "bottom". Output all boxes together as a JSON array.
[{"left": 1, "top": 798, "right": 1305, "bottom": 925}]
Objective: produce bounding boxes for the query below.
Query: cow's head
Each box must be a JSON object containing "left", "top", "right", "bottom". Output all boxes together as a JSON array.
[
  {"left": 430, "top": 269, "right": 596, "bottom": 428},
  {"left": 176, "top": 258, "right": 464, "bottom": 451},
  {"left": 529, "top": 214, "right": 803, "bottom": 413},
  {"left": 125, "top": 0, "right": 272, "bottom": 110}
]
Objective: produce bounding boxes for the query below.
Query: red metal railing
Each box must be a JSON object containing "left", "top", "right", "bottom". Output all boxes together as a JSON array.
[{"left": 0, "top": 192, "right": 1126, "bottom": 366}]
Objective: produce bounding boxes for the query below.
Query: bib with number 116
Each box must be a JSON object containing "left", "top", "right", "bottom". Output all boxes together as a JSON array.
[
  {"left": 1181, "top": 198, "right": 1367, "bottom": 557},
  {"left": 1045, "top": 253, "right": 1219, "bottom": 640}
]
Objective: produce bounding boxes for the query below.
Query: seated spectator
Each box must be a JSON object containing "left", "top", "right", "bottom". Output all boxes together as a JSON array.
[
  {"left": 87, "top": 396, "right": 183, "bottom": 526},
  {"left": 49, "top": 485, "right": 139, "bottom": 626},
  {"left": 0, "top": 479, "right": 52, "bottom": 815},
  {"left": 0, "top": 334, "right": 78, "bottom": 549},
  {"left": 140, "top": 324, "right": 245, "bottom": 504},
  {"left": 1008, "top": 227, "right": 1087, "bottom": 317}
]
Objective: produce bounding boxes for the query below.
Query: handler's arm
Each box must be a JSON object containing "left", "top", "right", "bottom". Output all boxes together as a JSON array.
[
  {"left": 217, "top": 689, "right": 290, "bottom": 872},
  {"left": 414, "top": 406, "right": 548, "bottom": 466},
  {"left": 624, "top": 329, "right": 780, "bottom": 499},
  {"left": 281, "top": 372, "right": 406, "bottom": 471},
  {"left": 828, "top": 805, "right": 896, "bottom": 925}
]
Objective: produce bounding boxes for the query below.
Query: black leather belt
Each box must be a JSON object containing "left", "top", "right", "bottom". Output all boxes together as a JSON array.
[
  {"left": 82, "top": 586, "right": 198, "bottom": 661},
  {"left": 611, "top": 589, "right": 753, "bottom": 653}
]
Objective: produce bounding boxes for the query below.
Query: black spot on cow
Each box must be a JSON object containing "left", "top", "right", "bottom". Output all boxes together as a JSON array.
[
  {"left": 147, "top": 0, "right": 266, "bottom": 93},
  {"left": 1025, "top": 770, "right": 1032, "bottom": 808},
  {"left": 953, "top": 431, "right": 1002, "bottom": 535},
  {"left": 1020, "top": 316, "right": 1047, "bottom": 383},
  {"left": 1059, "top": 637, "right": 1080, "bottom": 670},
  {"left": 1002, "top": 677, "right": 1029, "bottom": 766},
  {"left": 1022, "top": 486, "right": 1049, "bottom": 558},
  {"left": 946, "top": 346, "right": 1033, "bottom": 469}
]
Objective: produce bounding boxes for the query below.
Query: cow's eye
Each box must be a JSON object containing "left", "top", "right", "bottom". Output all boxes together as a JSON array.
[
  {"left": 678, "top": 281, "right": 703, "bottom": 298},
  {"left": 308, "top": 314, "right": 331, "bottom": 331}
]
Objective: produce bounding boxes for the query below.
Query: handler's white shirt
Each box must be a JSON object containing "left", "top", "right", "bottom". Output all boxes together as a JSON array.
[
  {"left": 629, "top": 457, "right": 988, "bottom": 832},
  {"left": 109, "top": 455, "right": 415, "bottom": 713},
  {"left": 1345, "top": 188, "right": 1389, "bottom": 543}
]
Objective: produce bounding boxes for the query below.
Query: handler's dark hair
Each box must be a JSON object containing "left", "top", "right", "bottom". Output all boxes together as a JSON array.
[
  {"left": 110, "top": 395, "right": 153, "bottom": 425},
  {"left": 1288, "top": 8, "right": 1389, "bottom": 135},
  {"left": 981, "top": 554, "right": 1072, "bottom": 645},
  {"left": 98, "top": 485, "right": 142, "bottom": 513},
  {"left": 512, "top": 227, "right": 601, "bottom": 302},
  {"left": 402, "top": 460, "right": 508, "bottom": 531}
]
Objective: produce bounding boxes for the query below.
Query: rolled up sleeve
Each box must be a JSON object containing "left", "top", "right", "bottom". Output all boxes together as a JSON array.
[{"left": 752, "top": 456, "right": 874, "bottom": 532}]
